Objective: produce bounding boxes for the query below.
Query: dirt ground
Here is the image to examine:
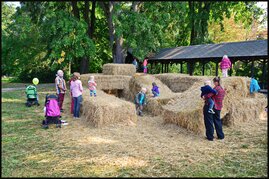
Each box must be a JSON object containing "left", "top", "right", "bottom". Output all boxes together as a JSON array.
[{"left": 35, "top": 93, "right": 267, "bottom": 176}]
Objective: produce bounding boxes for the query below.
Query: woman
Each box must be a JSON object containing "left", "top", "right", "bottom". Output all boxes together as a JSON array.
[
  {"left": 55, "top": 70, "right": 66, "bottom": 112},
  {"left": 203, "top": 77, "right": 225, "bottom": 141},
  {"left": 70, "top": 72, "right": 83, "bottom": 119}
]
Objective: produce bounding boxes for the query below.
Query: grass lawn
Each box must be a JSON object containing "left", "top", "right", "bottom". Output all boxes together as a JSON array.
[{"left": 2, "top": 83, "right": 268, "bottom": 177}]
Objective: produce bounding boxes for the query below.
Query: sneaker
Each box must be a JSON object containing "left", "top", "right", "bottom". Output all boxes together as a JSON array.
[
  {"left": 204, "top": 137, "right": 213, "bottom": 141},
  {"left": 62, "top": 123, "right": 69, "bottom": 126},
  {"left": 60, "top": 109, "right": 64, "bottom": 112},
  {"left": 208, "top": 109, "right": 215, "bottom": 114},
  {"left": 42, "top": 125, "right": 49, "bottom": 129}
]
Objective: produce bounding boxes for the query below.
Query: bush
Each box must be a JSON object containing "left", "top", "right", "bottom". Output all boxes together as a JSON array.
[{"left": 17, "top": 67, "right": 56, "bottom": 83}]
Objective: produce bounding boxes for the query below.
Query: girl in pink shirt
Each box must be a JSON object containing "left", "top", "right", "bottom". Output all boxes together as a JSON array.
[
  {"left": 70, "top": 73, "right": 83, "bottom": 118},
  {"left": 143, "top": 57, "right": 148, "bottom": 74},
  {"left": 220, "top": 55, "right": 232, "bottom": 77}
]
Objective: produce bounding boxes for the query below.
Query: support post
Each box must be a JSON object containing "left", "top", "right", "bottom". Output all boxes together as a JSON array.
[
  {"left": 215, "top": 61, "right": 219, "bottom": 77},
  {"left": 161, "top": 62, "right": 164, "bottom": 73},
  {"left": 229, "top": 60, "right": 234, "bottom": 76},
  {"left": 262, "top": 59, "right": 266, "bottom": 89},
  {"left": 180, "top": 62, "right": 183, "bottom": 73},
  {"left": 250, "top": 60, "right": 254, "bottom": 78},
  {"left": 202, "top": 61, "right": 205, "bottom": 76}
]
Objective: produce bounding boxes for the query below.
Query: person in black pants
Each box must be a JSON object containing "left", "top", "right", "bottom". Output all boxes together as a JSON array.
[{"left": 203, "top": 77, "right": 225, "bottom": 141}]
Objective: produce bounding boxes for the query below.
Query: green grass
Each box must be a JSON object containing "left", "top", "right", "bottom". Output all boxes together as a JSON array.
[{"left": 1, "top": 83, "right": 268, "bottom": 177}]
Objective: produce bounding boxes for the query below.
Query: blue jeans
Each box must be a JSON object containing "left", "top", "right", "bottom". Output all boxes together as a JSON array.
[
  {"left": 90, "top": 90, "right": 97, "bottom": 96},
  {"left": 152, "top": 91, "right": 160, "bottom": 97},
  {"left": 73, "top": 95, "right": 82, "bottom": 118},
  {"left": 203, "top": 105, "right": 224, "bottom": 140},
  {"left": 208, "top": 97, "right": 214, "bottom": 110}
]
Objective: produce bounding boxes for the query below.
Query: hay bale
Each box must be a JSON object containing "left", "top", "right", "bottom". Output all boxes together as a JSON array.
[
  {"left": 154, "top": 73, "right": 206, "bottom": 93},
  {"left": 222, "top": 94, "right": 267, "bottom": 126},
  {"left": 81, "top": 89, "right": 137, "bottom": 127},
  {"left": 102, "top": 63, "right": 136, "bottom": 76},
  {"left": 80, "top": 73, "right": 131, "bottom": 90},
  {"left": 161, "top": 75, "right": 267, "bottom": 135},
  {"left": 127, "top": 74, "right": 177, "bottom": 116}
]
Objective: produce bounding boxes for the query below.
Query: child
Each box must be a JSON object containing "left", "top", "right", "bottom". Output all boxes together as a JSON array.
[
  {"left": 249, "top": 77, "right": 261, "bottom": 93},
  {"left": 70, "top": 73, "right": 83, "bottom": 119},
  {"left": 220, "top": 55, "right": 232, "bottom": 77},
  {"left": 151, "top": 82, "right": 160, "bottom": 97},
  {"left": 88, "top": 76, "right": 97, "bottom": 97},
  {"left": 135, "top": 87, "right": 147, "bottom": 116},
  {"left": 132, "top": 58, "right": 138, "bottom": 71},
  {"left": 201, "top": 80, "right": 217, "bottom": 114},
  {"left": 143, "top": 57, "right": 148, "bottom": 74},
  {"left": 69, "top": 73, "right": 79, "bottom": 114}
]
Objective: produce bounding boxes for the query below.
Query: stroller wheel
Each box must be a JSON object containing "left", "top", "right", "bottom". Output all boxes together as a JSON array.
[{"left": 56, "top": 124, "right": 61, "bottom": 128}]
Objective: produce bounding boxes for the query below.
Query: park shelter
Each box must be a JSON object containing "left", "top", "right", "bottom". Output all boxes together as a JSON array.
[{"left": 148, "top": 39, "right": 268, "bottom": 89}]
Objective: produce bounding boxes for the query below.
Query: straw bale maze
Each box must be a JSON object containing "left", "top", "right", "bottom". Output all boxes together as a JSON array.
[{"left": 80, "top": 64, "right": 267, "bottom": 135}]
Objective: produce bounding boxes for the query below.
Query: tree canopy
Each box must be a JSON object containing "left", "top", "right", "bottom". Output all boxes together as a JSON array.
[{"left": 1, "top": 1, "right": 266, "bottom": 82}]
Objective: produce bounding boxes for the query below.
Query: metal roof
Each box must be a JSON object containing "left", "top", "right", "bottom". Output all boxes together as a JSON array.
[{"left": 149, "top": 40, "right": 268, "bottom": 62}]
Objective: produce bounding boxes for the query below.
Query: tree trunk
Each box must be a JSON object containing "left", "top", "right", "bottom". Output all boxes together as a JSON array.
[
  {"left": 189, "top": 1, "right": 196, "bottom": 45},
  {"left": 100, "top": 2, "right": 124, "bottom": 63},
  {"left": 84, "top": 1, "right": 90, "bottom": 37},
  {"left": 90, "top": 0, "right": 96, "bottom": 38},
  {"left": 115, "top": 36, "right": 124, "bottom": 63},
  {"left": 71, "top": 1, "right": 80, "bottom": 20}
]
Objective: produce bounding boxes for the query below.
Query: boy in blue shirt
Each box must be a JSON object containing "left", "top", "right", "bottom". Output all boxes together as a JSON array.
[{"left": 135, "top": 87, "right": 147, "bottom": 116}]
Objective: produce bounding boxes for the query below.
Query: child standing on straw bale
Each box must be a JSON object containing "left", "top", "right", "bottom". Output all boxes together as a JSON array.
[
  {"left": 220, "top": 55, "right": 232, "bottom": 77},
  {"left": 151, "top": 82, "right": 160, "bottom": 97},
  {"left": 201, "top": 80, "right": 217, "bottom": 114},
  {"left": 88, "top": 76, "right": 97, "bottom": 97},
  {"left": 135, "top": 87, "right": 147, "bottom": 116},
  {"left": 143, "top": 57, "right": 148, "bottom": 74}
]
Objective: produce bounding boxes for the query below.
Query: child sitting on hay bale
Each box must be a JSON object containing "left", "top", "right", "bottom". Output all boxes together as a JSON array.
[
  {"left": 88, "top": 76, "right": 97, "bottom": 97},
  {"left": 151, "top": 82, "right": 160, "bottom": 97},
  {"left": 201, "top": 80, "right": 217, "bottom": 114},
  {"left": 135, "top": 87, "right": 147, "bottom": 116}
]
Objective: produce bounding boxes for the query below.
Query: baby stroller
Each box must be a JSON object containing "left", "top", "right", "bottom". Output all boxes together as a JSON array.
[
  {"left": 42, "top": 94, "right": 61, "bottom": 129},
  {"left": 25, "top": 85, "right": 40, "bottom": 107}
]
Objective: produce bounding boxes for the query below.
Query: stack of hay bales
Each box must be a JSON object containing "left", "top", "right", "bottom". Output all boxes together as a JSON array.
[
  {"left": 81, "top": 89, "right": 137, "bottom": 127},
  {"left": 158, "top": 74, "right": 267, "bottom": 135},
  {"left": 102, "top": 63, "right": 136, "bottom": 76},
  {"left": 220, "top": 77, "right": 267, "bottom": 126},
  {"left": 154, "top": 73, "right": 206, "bottom": 93},
  {"left": 162, "top": 79, "right": 206, "bottom": 134},
  {"left": 127, "top": 74, "right": 177, "bottom": 116},
  {"left": 80, "top": 73, "right": 131, "bottom": 99}
]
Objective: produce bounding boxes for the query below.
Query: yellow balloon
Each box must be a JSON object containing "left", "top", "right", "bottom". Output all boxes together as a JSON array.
[{"left": 32, "top": 78, "right": 39, "bottom": 85}]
